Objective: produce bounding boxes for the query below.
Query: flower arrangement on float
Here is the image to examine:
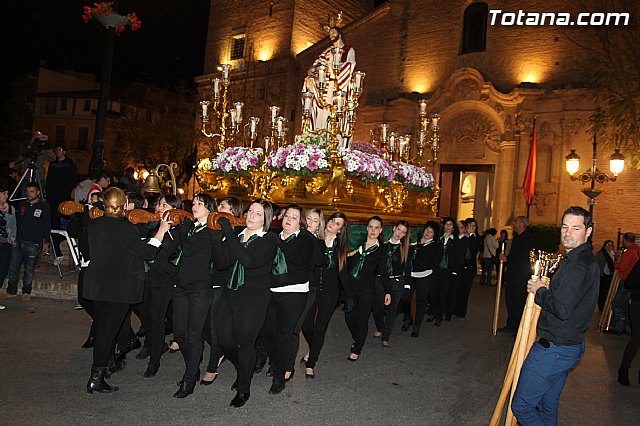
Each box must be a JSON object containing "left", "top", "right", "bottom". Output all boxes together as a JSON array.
[
  {"left": 82, "top": 2, "right": 142, "bottom": 34},
  {"left": 339, "top": 147, "right": 396, "bottom": 186},
  {"left": 267, "top": 144, "right": 329, "bottom": 177},
  {"left": 210, "top": 147, "right": 262, "bottom": 176},
  {"left": 394, "top": 162, "right": 435, "bottom": 193}
]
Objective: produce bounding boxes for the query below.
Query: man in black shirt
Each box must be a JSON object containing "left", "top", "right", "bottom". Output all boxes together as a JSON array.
[
  {"left": 511, "top": 206, "right": 599, "bottom": 425},
  {"left": 1, "top": 183, "right": 51, "bottom": 301}
]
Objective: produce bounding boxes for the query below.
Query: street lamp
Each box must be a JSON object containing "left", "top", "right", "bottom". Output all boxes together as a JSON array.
[{"left": 564, "top": 133, "right": 625, "bottom": 218}]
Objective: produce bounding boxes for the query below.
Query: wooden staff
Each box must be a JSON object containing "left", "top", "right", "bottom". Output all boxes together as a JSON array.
[
  {"left": 493, "top": 259, "right": 505, "bottom": 335},
  {"left": 598, "top": 271, "right": 620, "bottom": 331},
  {"left": 58, "top": 201, "right": 195, "bottom": 225},
  {"left": 207, "top": 211, "right": 246, "bottom": 230}
]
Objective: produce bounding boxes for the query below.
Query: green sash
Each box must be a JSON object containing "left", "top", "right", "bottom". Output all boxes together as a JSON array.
[
  {"left": 272, "top": 233, "right": 297, "bottom": 276},
  {"left": 228, "top": 233, "right": 260, "bottom": 290},
  {"left": 325, "top": 237, "right": 337, "bottom": 269},
  {"left": 350, "top": 243, "right": 378, "bottom": 279},
  {"left": 386, "top": 242, "right": 400, "bottom": 275}
]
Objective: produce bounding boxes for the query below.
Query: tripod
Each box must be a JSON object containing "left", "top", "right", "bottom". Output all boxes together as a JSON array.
[{"left": 9, "top": 158, "right": 45, "bottom": 202}]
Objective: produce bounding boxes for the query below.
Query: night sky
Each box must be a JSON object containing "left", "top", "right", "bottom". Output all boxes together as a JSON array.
[{"left": 3, "top": 0, "right": 211, "bottom": 88}]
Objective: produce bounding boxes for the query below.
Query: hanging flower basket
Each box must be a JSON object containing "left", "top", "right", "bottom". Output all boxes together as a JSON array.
[{"left": 82, "top": 2, "right": 142, "bottom": 34}]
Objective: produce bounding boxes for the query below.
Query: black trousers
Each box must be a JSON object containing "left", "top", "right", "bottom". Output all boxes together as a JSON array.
[
  {"left": 345, "top": 286, "right": 375, "bottom": 355},
  {"left": 262, "top": 292, "right": 308, "bottom": 381},
  {"left": 217, "top": 290, "right": 271, "bottom": 394},
  {"left": 428, "top": 270, "right": 449, "bottom": 321},
  {"left": 301, "top": 285, "right": 340, "bottom": 368},
  {"left": 92, "top": 301, "right": 131, "bottom": 368},
  {"left": 77, "top": 268, "right": 97, "bottom": 338},
  {"left": 288, "top": 289, "right": 316, "bottom": 371},
  {"left": 454, "top": 265, "right": 475, "bottom": 318},
  {"left": 372, "top": 276, "right": 404, "bottom": 341},
  {"left": 413, "top": 275, "right": 433, "bottom": 325},
  {"left": 203, "top": 287, "right": 224, "bottom": 373},
  {"left": 445, "top": 271, "right": 460, "bottom": 317},
  {"left": 621, "top": 300, "right": 640, "bottom": 368},
  {"left": 172, "top": 286, "right": 214, "bottom": 384},
  {"left": 141, "top": 284, "right": 173, "bottom": 367}
]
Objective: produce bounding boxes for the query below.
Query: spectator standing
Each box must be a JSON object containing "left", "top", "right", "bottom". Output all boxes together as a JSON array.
[
  {"left": 480, "top": 228, "right": 499, "bottom": 286},
  {"left": 118, "top": 167, "right": 140, "bottom": 193},
  {"left": 45, "top": 145, "right": 77, "bottom": 262},
  {"left": 596, "top": 240, "right": 616, "bottom": 312},
  {"left": 499, "top": 216, "right": 535, "bottom": 334},
  {"left": 0, "top": 183, "right": 51, "bottom": 301},
  {"left": 0, "top": 185, "right": 17, "bottom": 290},
  {"left": 611, "top": 233, "right": 640, "bottom": 333}
]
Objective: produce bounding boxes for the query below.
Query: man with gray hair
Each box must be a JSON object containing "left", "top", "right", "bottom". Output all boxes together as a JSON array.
[{"left": 498, "top": 215, "right": 535, "bottom": 334}]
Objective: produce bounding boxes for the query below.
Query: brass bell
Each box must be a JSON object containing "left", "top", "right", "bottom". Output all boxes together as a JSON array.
[{"left": 141, "top": 170, "right": 162, "bottom": 193}]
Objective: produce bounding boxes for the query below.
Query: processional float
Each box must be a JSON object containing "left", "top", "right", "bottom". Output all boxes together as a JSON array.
[{"left": 194, "top": 43, "right": 442, "bottom": 223}]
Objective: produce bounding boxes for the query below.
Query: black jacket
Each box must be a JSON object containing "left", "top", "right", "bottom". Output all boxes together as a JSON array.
[
  {"left": 176, "top": 221, "right": 218, "bottom": 289},
  {"left": 84, "top": 216, "right": 160, "bottom": 304},
  {"left": 271, "top": 229, "right": 316, "bottom": 288}
]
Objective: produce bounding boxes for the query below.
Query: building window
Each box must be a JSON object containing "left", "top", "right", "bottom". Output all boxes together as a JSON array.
[
  {"left": 230, "top": 35, "right": 246, "bottom": 60},
  {"left": 460, "top": 3, "right": 488, "bottom": 54},
  {"left": 60, "top": 99, "right": 68, "bottom": 111},
  {"left": 55, "top": 126, "right": 65, "bottom": 145},
  {"left": 78, "top": 127, "right": 89, "bottom": 150},
  {"left": 83, "top": 99, "right": 91, "bottom": 112},
  {"left": 41, "top": 97, "right": 57, "bottom": 115}
]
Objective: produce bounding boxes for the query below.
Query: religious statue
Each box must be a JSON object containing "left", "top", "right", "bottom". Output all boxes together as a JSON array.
[{"left": 302, "top": 12, "right": 356, "bottom": 146}]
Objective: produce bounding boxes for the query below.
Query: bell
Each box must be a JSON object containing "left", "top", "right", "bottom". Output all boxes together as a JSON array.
[{"left": 141, "top": 171, "right": 162, "bottom": 193}]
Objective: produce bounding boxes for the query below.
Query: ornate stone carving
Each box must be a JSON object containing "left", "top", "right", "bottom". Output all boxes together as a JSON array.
[
  {"left": 454, "top": 78, "right": 480, "bottom": 101},
  {"left": 442, "top": 111, "right": 501, "bottom": 160}
]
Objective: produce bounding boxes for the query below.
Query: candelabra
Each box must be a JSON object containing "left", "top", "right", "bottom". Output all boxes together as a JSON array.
[{"left": 200, "top": 64, "right": 244, "bottom": 154}]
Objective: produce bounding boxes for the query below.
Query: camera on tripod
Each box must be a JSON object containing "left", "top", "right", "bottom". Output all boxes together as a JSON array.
[{"left": 21, "top": 133, "right": 51, "bottom": 161}]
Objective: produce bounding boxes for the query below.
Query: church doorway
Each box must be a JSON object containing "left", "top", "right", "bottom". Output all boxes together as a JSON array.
[{"left": 438, "top": 164, "right": 495, "bottom": 232}]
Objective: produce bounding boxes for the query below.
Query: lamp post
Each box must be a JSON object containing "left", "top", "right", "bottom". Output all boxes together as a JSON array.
[{"left": 565, "top": 133, "right": 625, "bottom": 222}]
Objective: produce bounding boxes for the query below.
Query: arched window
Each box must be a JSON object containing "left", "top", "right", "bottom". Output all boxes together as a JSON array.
[{"left": 460, "top": 3, "right": 488, "bottom": 54}]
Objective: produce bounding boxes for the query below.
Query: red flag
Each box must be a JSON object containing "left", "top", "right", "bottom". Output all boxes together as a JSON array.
[{"left": 523, "top": 119, "right": 537, "bottom": 206}]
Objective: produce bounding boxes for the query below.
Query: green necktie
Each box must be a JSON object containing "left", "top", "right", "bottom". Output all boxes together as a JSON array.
[
  {"left": 386, "top": 242, "right": 400, "bottom": 275},
  {"left": 228, "top": 233, "right": 260, "bottom": 290},
  {"left": 350, "top": 243, "right": 378, "bottom": 279},
  {"left": 272, "top": 233, "right": 297, "bottom": 276},
  {"left": 439, "top": 237, "right": 449, "bottom": 269},
  {"left": 325, "top": 238, "right": 337, "bottom": 269}
]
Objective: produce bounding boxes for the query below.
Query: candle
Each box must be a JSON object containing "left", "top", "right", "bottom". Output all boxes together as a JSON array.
[
  {"left": 317, "top": 65, "right": 327, "bottom": 84},
  {"left": 264, "top": 136, "right": 271, "bottom": 153},
  {"left": 270, "top": 105, "right": 280, "bottom": 123},
  {"left": 419, "top": 99, "right": 427, "bottom": 115},
  {"left": 229, "top": 109, "right": 237, "bottom": 127},
  {"left": 431, "top": 113, "right": 440, "bottom": 130},
  {"left": 389, "top": 132, "right": 396, "bottom": 152},
  {"left": 331, "top": 47, "right": 343, "bottom": 68},
  {"left": 276, "top": 117, "right": 284, "bottom": 134},
  {"left": 234, "top": 102, "right": 244, "bottom": 122},
  {"left": 419, "top": 130, "right": 425, "bottom": 146},
  {"left": 212, "top": 78, "right": 221, "bottom": 98},
  {"left": 200, "top": 101, "right": 209, "bottom": 120},
  {"left": 249, "top": 116, "right": 259, "bottom": 135},
  {"left": 302, "top": 91, "right": 313, "bottom": 111},
  {"left": 221, "top": 64, "right": 231, "bottom": 83},
  {"left": 334, "top": 91, "right": 345, "bottom": 112},
  {"left": 354, "top": 71, "right": 365, "bottom": 93},
  {"left": 380, "top": 124, "right": 388, "bottom": 142}
]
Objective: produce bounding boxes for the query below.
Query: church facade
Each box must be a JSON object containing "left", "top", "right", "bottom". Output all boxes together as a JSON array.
[{"left": 197, "top": 0, "right": 639, "bottom": 247}]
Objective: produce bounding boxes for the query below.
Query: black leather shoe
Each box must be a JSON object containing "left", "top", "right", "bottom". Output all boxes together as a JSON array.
[
  {"left": 135, "top": 345, "right": 150, "bottom": 360},
  {"left": 173, "top": 381, "right": 196, "bottom": 398},
  {"left": 200, "top": 372, "right": 218, "bottom": 386},
  {"left": 268, "top": 379, "right": 286, "bottom": 394},
  {"left": 126, "top": 338, "right": 142, "bottom": 353},
  {"left": 82, "top": 335, "right": 96, "bottom": 349},
  {"left": 87, "top": 366, "right": 119, "bottom": 394},
  {"left": 401, "top": 318, "right": 413, "bottom": 332},
  {"left": 254, "top": 356, "right": 266, "bottom": 374},
  {"left": 143, "top": 364, "right": 159, "bottom": 378},
  {"left": 618, "top": 367, "right": 631, "bottom": 386},
  {"left": 300, "top": 356, "right": 309, "bottom": 365},
  {"left": 230, "top": 391, "right": 250, "bottom": 408},
  {"left": 108, "top": 350, "right": 127, "bottom": 375},
  {"left": 231, "top": 379, "right": 238, "bottom": 391},
  {"left": 411, "top": 324, "right": 420, "bottom": 338}
]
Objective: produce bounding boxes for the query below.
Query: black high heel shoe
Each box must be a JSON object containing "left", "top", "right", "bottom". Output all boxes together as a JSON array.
[
  {"left": 230, "top": 391, "right": 250, "bottom": 408},
  {"left": 300, "top": 355, "right": 309, "bottom": 365},
  {"left": 305, "top": 368, "right": 315, "bottom": 379},
  {"left": 199, "top": 372, "right": 218, "bottom": 386},
  {"left": 411, "top": 324, "right": 420, "bottom": 338},
  {"left": 401, "top": 318, "right": 413, "bottom": 332},
  {"left": 143, "top": 363, "right": 159, "bottom": 378},
  {"left": 173, "top": 381, "right": 196, "bottom": 398},
  {"left": 82, "top": 335, "right": 96, "bottom": 349},
  {"left": 168, "top": 340, "right": 180, "bottom": 353}
]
